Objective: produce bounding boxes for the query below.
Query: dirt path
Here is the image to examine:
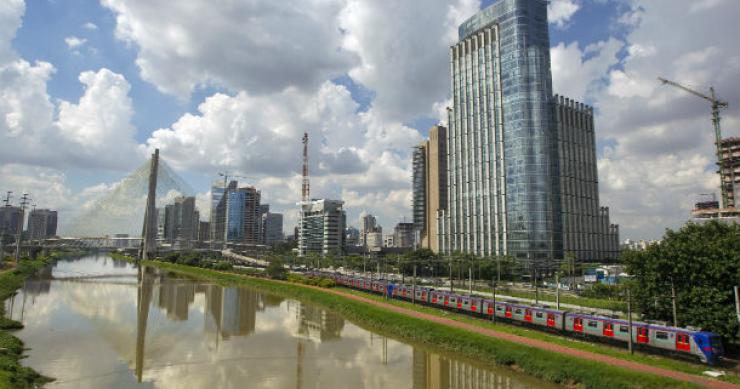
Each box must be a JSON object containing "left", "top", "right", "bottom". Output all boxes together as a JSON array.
[{"left": 321, "top": 287, "right": 738, "bottom": 389}]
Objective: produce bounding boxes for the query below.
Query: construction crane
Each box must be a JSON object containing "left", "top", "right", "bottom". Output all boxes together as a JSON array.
[
  {"left": 301, "top": 132, "right": 310, "bottom": 202},
  {"left": 218, "top": 172, "right": 250, "bottom": 189},
  {"left": 658, "top": 77, "right": 730, "bottom": 208}
]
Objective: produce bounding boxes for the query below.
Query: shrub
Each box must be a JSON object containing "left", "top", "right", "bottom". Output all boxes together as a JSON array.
[
  {"left": 213, "top": 262, "right": 233, "bottom": 271},
  {"left": 266, "top": 258, "right": 287, "bottom": 280}
]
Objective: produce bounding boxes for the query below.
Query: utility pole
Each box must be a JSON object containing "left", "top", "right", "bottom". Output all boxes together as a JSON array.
[
  {"left": 734, "top": 286, "right": 740, "bottom": 325},
  {"left": 556, "top": 272, "right": 560, "bottom": 310},
  {"left": 670, "top": 277, "right": 678, "bottom": 327},
  {"left": 534, "top": 265, "right": 539, "bottom": 305},
  {"left": 412, "top": 265, "right": 416, "bottom": 305},
  {"left": 468, "top": 262, "right": 473, "bottom": 295},
  {"left": 14, "top": 193, "right": 30, "bottom": 263},
  {"left": 627, "top": 289, "right": 634, "bottom": 354},
  {"left": 449, "top": 256, "right": 453, "bottom": 293},
  {"left": 491, "top": 274, "right": 497, "bottom": 323}
]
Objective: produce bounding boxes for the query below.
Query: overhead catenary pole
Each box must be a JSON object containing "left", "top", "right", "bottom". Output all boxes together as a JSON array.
[
  {"left": 627, "top": 289, "right": 634, "bottom": 354},
  {"left": 491, "top": 274, "right": 497, "bottom": 323},
  {"left": 671, "top": 277, "right": 678, "bottom": 327},
  {"left": 734, "top": 286, "right": 740, "bottom": 325},
  {"left": 556, "top": 272, "right": 560, "bottom": 310},
  {"left": 14, "top": 193, "right": 31, "bottom": 263}
]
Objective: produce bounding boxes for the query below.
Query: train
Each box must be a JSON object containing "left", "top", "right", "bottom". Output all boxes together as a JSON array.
[{"left": 317, "top": 272, "right": 723, "bottom": 365}]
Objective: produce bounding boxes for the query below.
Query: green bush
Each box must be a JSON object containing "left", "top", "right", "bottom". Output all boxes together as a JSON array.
[
  {"left": 213, "top": 262, "right": 233, "bottom": 271},
  {"left": 318, "top": 278, "right": 336, "bottom": 288},
  {"left": 266, "top": 259, "right": 287, "bottom": 280}
]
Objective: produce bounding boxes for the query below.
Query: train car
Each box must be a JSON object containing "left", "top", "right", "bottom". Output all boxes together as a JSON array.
[
  {"left": 458, "top": 296, "right": 483, "bottom": 315},
  {"left": 325, "top": 273, "right": 723, "bottom": 365},
  {"left": 564, "top": 313, "right": 724, "bottom": 365}
]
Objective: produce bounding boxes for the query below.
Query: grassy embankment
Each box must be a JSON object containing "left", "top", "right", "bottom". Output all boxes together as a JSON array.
[
  {"left": 130, "top": 257, "right": 708, "bottom": 389},
  {"left": 0, "top": 255, "right": 58, "bottom": 389}
]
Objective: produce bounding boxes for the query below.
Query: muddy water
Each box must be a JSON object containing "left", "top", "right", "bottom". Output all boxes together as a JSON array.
[{"left": 4, "top": 254, "right": 555, "bottom": 388}]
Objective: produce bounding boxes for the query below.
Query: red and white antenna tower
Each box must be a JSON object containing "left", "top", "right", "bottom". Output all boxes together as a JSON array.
[{"left": 301, "top": 132, "right": 310, "bottom": 202}]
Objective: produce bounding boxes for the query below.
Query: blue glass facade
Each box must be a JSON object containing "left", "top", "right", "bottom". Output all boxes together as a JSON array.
[
  {"left": 226, "top": 191, "right": 246, "bottom": 241},
  {"left": 441, "top": 0, "right": 562, "bottom": 268}
]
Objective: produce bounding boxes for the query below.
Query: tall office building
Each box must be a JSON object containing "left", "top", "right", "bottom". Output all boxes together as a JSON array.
[
  {"left": 441, "top": 0, "right": 561, "bottom": 270},
  {"left": 225, "top": 186, "right": 262, "bottom": 244},
  {"left": 554, "top": 95, "right": 619, "bottom": 261},
  {"left": 27, "top": 209, "right": 57, "bottom": 240},
  {"left": 413, "top": 125, "right": 447, "bottom": 252},
  {"left": 198, "top": 221, "right": 210, "bottom": 242},
  {"left": 210, "top": 180, "right": 236, "bottom": 242},
  {"left": 344, "top": 226, "right": 360, "bottom": 246},
  {"left": 176, "top": 196, "right": 198, "bottom": 241},
  {"left": 162, "top": 196, "right": 200, "bottom": 244},
  {"left": 298, "top": 199, "right": 346, "bottom": 257},
  {"left": 359, "top": 213, "right": 381, "bottom": 247},
  {"left": 0, "top": 206, "right": 22, "bottom": 237},
  {"left": 261, "top": 212, "right": 283, "bottom": 245}
]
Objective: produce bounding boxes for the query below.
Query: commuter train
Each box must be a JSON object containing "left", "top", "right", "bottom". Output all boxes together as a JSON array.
[{"left": 319, "top": 272, "right": 723, "bottom": 365}]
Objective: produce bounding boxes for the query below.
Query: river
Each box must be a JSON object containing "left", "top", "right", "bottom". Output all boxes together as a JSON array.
[{"left": 3, "top": 254, "right": 554, "bottom": 388}]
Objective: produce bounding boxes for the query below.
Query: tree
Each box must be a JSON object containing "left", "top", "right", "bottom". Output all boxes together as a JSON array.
[
  {"left": 623, "top": 221, "right": 740, "bottom": 345},
  {"left": 266, "top": 257, "right": 287, "bottom": 280}
]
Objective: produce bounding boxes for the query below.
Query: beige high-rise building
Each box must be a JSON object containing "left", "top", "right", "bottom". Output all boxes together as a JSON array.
[{"left": 413, "top": 125, "right": 447, "bottom": 253}]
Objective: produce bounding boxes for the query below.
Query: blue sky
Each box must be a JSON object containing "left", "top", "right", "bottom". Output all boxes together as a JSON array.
[{"left": 2, "top": 0, "right": 738, "bottom": 239}]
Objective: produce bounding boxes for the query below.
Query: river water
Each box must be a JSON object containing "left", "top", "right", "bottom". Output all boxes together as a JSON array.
[{"left": 3, "top": 255, "right": 554, "bottom": 388}]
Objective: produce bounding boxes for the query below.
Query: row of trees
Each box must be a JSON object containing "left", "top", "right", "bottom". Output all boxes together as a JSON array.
[{"left": 623, "top": 221, "right": 740, "bottom": 346}]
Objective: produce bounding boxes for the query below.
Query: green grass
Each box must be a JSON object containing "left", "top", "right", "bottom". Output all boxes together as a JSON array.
[
  {"left": 0, "top": 255, "right": 58, "bottom": 389},
  {"left": 140, "top": 260, "right": 708, "bottom": 388}
]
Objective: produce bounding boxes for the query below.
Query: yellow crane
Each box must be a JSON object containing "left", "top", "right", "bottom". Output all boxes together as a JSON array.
[{"left": 658, "top": 77, "right": 730, "bottom": 208}]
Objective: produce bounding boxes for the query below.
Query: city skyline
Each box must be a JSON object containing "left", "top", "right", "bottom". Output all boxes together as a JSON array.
[{"left": 1, "top": 0, "right": 739, "bottom": 240}]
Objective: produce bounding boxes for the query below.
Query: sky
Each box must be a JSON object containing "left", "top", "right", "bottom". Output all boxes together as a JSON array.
[{"left": 0, "top": 0, "right": 738, "bottom": 240}]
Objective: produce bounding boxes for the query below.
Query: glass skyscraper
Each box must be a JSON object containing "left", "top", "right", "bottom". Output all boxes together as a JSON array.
[{"left": 440, "top": 0, "right": 562, "bottom": 268}]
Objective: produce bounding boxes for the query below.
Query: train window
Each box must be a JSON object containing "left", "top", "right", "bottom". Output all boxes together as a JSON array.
[
  {"left": 515, "top": 309, "right": 522, "bottom": 314},
  {"left": 656, "top": 331, "right": 669, "bottom": 340},
  {"left": 588, "top": 321, "right": 598, "bottom": 328},
  {"left": 536, "top": 312, "right": 543, "bottom": 318},
  {"left": 496, "top": 306, "right": 504, "bottom": 311},
  {"left": 620, "top": 325, "right": 629, "bottom": 332}
]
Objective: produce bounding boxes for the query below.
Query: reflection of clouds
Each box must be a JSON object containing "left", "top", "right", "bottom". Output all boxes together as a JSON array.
[{"left": 12, "top": 256, "right": 551, "bottom": 388}]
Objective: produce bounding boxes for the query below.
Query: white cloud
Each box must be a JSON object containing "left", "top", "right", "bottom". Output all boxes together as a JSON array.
[
  {"left": 144, "top": 81, "right": 422, "bottom": 230},
  {"left": 64, "top": 36, "right": 87, "bottom": 49},
  {"left": 100, "top": 0, "right": 358, "bottom": 98},
  {"left": 563, "top": 0, "right": 740, "bottom": 239},
  {"left": 82, "top": 22, "right": 98, "bottom": 31},
  {"left": 551, "top": 38, "right": 623, "bottom": 101},
  {"left": 339, "top": 0, "right": 480, "bottom": 122},
  {"left": 0, "top": 0, "right": 23, "bottom": 63},
  {"left": 548, "top": 0, "right": 580, "bottom": 29}
]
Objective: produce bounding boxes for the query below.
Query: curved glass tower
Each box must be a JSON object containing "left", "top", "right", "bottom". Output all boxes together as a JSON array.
[{"left": 441, "top": 0, "right": 562, "bottom": 269}]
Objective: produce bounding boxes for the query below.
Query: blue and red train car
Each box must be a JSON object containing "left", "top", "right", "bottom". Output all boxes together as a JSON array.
[{"left": 329, "top": 273, "right": 723, "bottom": 365}]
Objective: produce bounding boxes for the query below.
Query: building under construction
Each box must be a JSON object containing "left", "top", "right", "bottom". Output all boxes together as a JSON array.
[{"left": 719, "top": 137, "right": 740, "bottom": 209}]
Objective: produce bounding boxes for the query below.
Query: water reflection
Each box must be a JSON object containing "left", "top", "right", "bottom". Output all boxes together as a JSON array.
[{"left": 4, "top": 255, "right": 553, "bottom": 388}]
